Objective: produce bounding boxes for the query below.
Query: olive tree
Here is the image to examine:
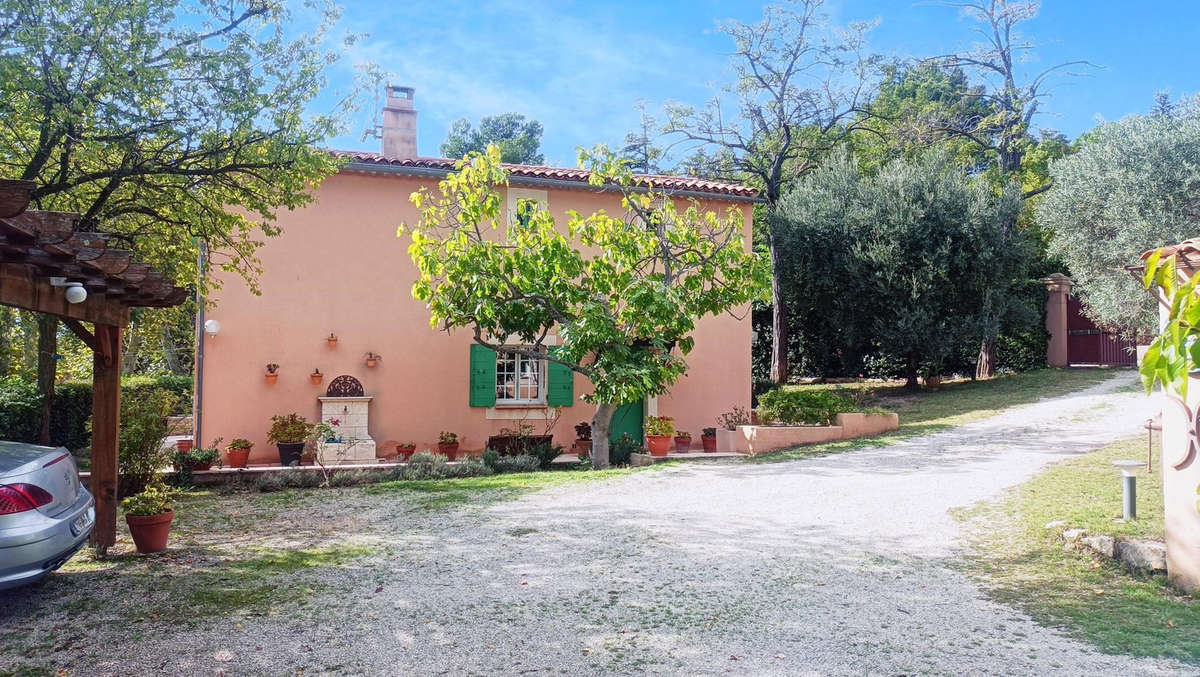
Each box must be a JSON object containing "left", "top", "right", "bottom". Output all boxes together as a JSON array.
[
  {"left": 401, "top": 146, "right": 769, "bottom": 468},
  {"left": 1040, "top": 97, "right": 1200, "bottom": 336}
]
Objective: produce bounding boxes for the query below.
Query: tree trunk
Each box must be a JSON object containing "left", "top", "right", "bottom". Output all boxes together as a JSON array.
[
  {"left": 162, "top": 324, "right": 182, "bottom": 374},
  {"left": 0, "top": 307, "right": 12, "bottom": 377},
  {"left": 122, "top": 324, "right": 142, "bottom": 374},
  {"left": 768, "top": 230, "right": 788, "bottom": 384},
  {"left": 590, "top": 402, "right": 618, "bottom": 470},
  {"left": 36, "top": 314, "right": 58, "bottom": 445},
  {"left": 904, "top": 351, "right": 919, "bottom": 391},
  {"left": 976, "top": 337, "right": 996, "bottom": 380}
]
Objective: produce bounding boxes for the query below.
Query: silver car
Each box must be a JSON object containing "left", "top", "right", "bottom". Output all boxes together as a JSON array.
[{"left": 0, "top": 441, "right": 94, "bottom": 590}]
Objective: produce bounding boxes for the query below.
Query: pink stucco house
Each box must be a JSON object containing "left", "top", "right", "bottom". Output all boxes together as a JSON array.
[{"left": 194, "top": 87, "right": 758, "bottom": 465}]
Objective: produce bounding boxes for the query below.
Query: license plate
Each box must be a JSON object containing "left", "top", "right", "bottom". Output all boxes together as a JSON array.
[{"left": 71, "top": 507, "right": 94, "bottom": 536}]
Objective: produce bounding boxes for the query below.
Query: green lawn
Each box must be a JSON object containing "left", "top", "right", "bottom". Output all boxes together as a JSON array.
[
  {"left": 753, "top": 368, "right": 1122, "bottom": 462},
  {"left": 957, "top": 436, "right": 1199, "bottom": 664},
  {"left": 365, "top": 465, "right": 650, "bottom": 508}
]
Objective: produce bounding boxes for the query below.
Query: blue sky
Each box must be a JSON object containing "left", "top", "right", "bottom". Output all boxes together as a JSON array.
[{"left": 319, "top": 1, "right": 1200, "bottom": 167}]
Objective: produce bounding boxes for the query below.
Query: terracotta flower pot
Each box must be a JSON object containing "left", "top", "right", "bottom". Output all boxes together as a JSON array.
[
  {"left": 265, "top": 372, "right": 278, "bottom": 384},
  {"left": 175, "top": 438, "right": 194, "bottom": 454},
  {"left": 184, "top": 461, "right": 212, "bottom": 472},
  {"left": 327, "top": 336, "right": 338, "bottom": 347},
  {"left": 673, "top": 436, "right": 692, "bottom": 453},
  {"left": 227, "top": 447, "right": 251, "bottom": 468},
  {"left": 924, "top": 375, "right": 942, "bottom": 388},
  {"left": 701, "top": 435, "right": 717, "bottom": 453},
  {"left": 310, "top": 373, "right": 323, "bottom": 385},
  {"left": 126, "top": 510, "right": 174, "bottom": 554},
  {"left": 572, "top": 439, "right": 592, "bottom": 456},
  {"left": 646, "top": 435, "right": 672, "bottom": 457},
  {"left": 397, "top": 445, "right": 416, "bottom": 461},
  {"left": 365, "top": 358, "right": 378, "bottom": 368},
  {"left": 437, "top": 442, "right": 459, "bottom": 460}
]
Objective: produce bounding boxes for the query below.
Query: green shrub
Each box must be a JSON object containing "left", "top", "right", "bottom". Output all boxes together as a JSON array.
[
  {"left": 756, "top": 388, "right": 855, "bottom": 426},
  {"left": 493, "top": 454, "right": 540, "bottom": 473},
  {"left": 609, "top": 433, "right": 640, "bottom": 466},
  {"left": 528, "top": 442, "right": 564, "bottom": 469},
  {"left": 448, "top": 457, "right": 494, "bottom": 478},
  {"left": 393, "top": 451, "right": 449, "bottom": 480},
  {"left": 120, "top": 483, "right": 178, "bottom": 516},
  {"left": 481, "top": 448, "right": 501, "bottom": 471},
  {"left": 0, "top": 375, "right": 192, "bottom": 451},
  {"left": 118, "top": 389, "right": 178, "bottom": 496}
]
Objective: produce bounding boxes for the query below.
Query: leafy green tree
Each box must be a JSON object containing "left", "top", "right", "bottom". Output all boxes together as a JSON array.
[
  {"left": 663, "top": 0, "right": 879, "bottom": 385},
  {"left": 775, "top": 149, "right": 1023, "bottom": 388},
  {"left": 402, "top": 146, "right": 769, "bottom": 467},
  {"left": 440, "top": 113, "right": 545, "bottom": 165},
  {"left": 0, "top": 0, "right": 369, "bottom": 440},
  {"left": 1040, "top": 97, "right": 1200, "bottom": 336}
]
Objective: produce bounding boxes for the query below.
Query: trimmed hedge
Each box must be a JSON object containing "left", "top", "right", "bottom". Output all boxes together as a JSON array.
[
  {"left": 0, "top": 375, "right": 191, "bottom": 450},
  {"left": 756, "top": 388, "right": 856, "bottom": 426}
]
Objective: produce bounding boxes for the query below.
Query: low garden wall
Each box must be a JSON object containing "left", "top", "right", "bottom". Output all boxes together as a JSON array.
[{"left": 716, "top": 412, "right": 899, "bottom": 456}]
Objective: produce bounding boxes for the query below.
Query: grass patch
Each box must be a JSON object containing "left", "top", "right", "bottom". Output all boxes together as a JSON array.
[
  {"left": 957, "top": 436, "right": 1199, "bottom": 663},
  {"left": 366, "top": 467, "right": 646, "bottom": 508},
  {"left": 753, "top": 368, "right": 1121, "bottom": 463}
]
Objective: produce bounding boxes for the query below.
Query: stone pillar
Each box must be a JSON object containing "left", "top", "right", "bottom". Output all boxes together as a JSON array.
[
  {"left": 1159, "top": 384, "right": 1200, "bottom": 593},
  {"left": 1042, "top": 273, "right": 1071, "bottom": 368}
]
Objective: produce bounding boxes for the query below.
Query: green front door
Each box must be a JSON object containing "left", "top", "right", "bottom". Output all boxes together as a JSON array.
[{"left": 609, "top": 399, "right": 644, "bottom": 443}]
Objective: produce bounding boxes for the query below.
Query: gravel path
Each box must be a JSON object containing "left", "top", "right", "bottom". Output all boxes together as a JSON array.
[{"left": 7, "top": 372, "right": 1193, "bottom": 675}]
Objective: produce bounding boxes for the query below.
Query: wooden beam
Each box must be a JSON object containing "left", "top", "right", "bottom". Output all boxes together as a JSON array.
[
  {"left": 89, "top": 324, "right": 121, "bottom": 554},
  {"left": 62, "top": 317, "right": 98, "bottom": 352},
  {"left": 0, "top": 264, "right": 129, "bottom": 326}
]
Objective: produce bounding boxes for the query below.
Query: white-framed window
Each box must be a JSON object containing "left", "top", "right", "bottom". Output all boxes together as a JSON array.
[{"left": 495, "top": 348, "right": 546, "bottom": 404}]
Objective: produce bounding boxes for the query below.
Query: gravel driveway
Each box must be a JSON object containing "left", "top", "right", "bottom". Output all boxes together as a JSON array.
[{"left": 4, "top": 372, "right": 1191, "bottom": 675}]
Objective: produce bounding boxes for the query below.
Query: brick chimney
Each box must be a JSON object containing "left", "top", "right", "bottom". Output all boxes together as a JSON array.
[{"left": 381, "top": 85, "right": 418, "bottom": 159}]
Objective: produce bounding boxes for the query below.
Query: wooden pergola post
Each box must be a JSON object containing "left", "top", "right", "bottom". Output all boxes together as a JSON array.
[{"left": 89, "top": 324, "right": 121, "bottom": 553}]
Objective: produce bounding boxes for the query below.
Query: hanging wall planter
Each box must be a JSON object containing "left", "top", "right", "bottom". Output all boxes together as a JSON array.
[
  {"left": 365, "top": 352, "right": 381, "bottom": 368},
  {"left": 326, "top": 333, "right": 338, "bottom": 347},
  {"left": 265, "top": 363, "right": 279, "bottom": 384},
  {"left": 310, "top": 368, "right": 323, "bottom": 385}
]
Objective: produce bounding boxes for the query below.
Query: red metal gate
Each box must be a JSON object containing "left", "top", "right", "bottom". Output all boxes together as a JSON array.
[{"left": 1066, "top": 296, "right": 1136, "bottom": 366}]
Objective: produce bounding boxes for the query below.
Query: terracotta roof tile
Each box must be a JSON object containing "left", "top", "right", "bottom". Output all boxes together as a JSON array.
[{"left": 331, "top": 150, "right": 760, "bottom": 200}]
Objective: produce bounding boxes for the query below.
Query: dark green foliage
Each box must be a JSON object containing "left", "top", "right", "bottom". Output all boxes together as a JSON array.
[
  {"left": 609, "top": 433, "right": 640, "bottom": 467},
  {"left": 772, "top": 150, "right": 1029, "bottom": 385},
  {"left": 0, "top": 375, "right": 192, "bottom": 450},
  {"left": 481, "top": 448, "right": 501, "bottom": 471},
  {"left": 529, "top": 442, "right": 564, "bottom": 469},
  {"left": 441, "top": 113, "right": 545, "bottom": 164},
  {"left": 996, "top": 326, "right": 1050, "bottom": 373},
  {"left": 756, "top": 388, "right": 855, "bottom": 426}
]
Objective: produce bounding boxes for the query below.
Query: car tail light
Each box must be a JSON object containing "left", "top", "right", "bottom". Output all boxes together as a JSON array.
[{"left": 0, "top": 483, "right": 54, "bottom": 514}]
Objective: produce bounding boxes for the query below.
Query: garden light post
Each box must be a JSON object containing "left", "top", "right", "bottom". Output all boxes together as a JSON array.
[{"left": 1112, "top": 460, "right": 1143, "bottom": 520}]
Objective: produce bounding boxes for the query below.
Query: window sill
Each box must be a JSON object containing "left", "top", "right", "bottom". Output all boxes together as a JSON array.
[{"left": 493, "top": 402, "right": 548, "bottom": 409}]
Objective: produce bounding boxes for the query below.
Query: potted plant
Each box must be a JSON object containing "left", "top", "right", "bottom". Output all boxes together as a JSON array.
[
  {"left": 267, "top": 413, "right": 314, "bottom": 467},
  {"left": 673, "top": 430, "right": 692, "bottom": 453},
  {"left": 226, "top": 438, "right": 253, "bottom": 468},
  {"left": 173, "top": 438, "right": 222, "bottom": 472},
  {"left": 326, "top": 333, "right": 338, "bottom": 347},
  {"left": 396, "top": 442, "right": 417, "bottom": 462},
  {"left": 365, "top": 352, "right": 381, "bottom": 368},
  {"left": 310, "top": 368, "right": 323, "bottom": 385},
  {"left": 122, "top": 483, "right": 177, "bottom": 554},
  {"left": 718, "top": 407, "right": 750, "bottom": 431},
  {"left": 645, "top": 416, "right": 674, "bottom": 457},
  {"left": 265, "top": 363, "right": 279, "bottom": 384},
  {"left": 572, "top": 421, "right": 592, "bottom": 457},
  {"left": 175, "top": 438, "right": 194, "bottom": 455},
  {"left": 437, "top": 431, "right": 459, "bottom": 460},
  {"left": 701, "top": 427, "right": 718, "bottom": 453}
]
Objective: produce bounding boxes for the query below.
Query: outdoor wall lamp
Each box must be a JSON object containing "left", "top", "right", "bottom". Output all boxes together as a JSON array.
[
  {"left": 204, "top": 319, "right": 221, "bottom": 339},
  {"left": 49, "top": 276, "right": 87, "bottom": 304}
]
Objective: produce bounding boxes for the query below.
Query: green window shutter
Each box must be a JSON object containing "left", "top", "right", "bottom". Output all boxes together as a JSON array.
[
  {"left": 469, "top": 344, "right": 496, "bottom": 407},
  {"left": 546, "top": 346, "right": 574, "bottom": 407}
]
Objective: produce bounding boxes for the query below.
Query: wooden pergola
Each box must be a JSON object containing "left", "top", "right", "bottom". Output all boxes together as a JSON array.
[{"left": 0, "top": 179, "right": 186, "bottom": 552}]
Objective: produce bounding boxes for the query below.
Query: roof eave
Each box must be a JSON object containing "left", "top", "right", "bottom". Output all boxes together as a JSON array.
[{"left": 340, "top": 161, "right": 765, "bottom": 204}]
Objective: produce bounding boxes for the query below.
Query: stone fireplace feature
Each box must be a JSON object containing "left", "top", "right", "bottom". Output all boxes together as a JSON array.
[{"left": 317, "top": 375, "right": 377, "bottom": 464}]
